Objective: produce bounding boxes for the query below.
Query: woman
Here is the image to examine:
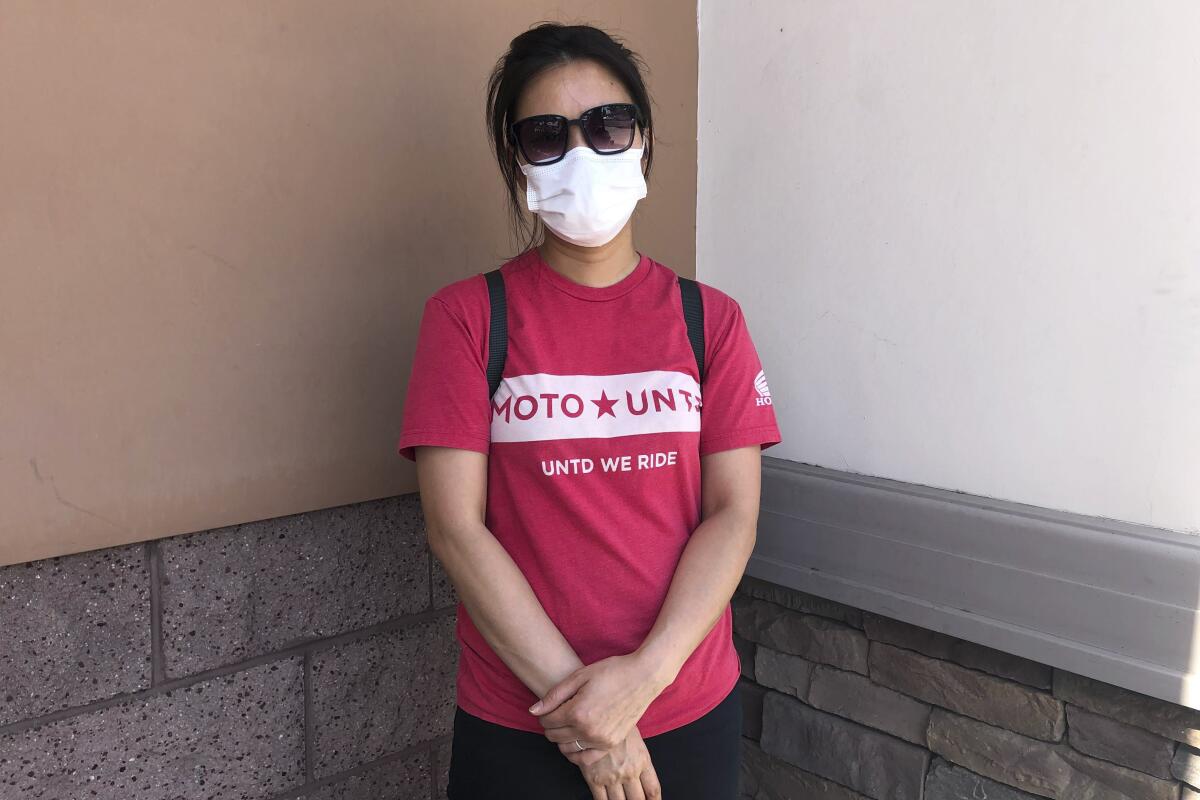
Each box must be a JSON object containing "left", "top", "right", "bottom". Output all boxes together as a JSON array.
[{"left": 397, "top": 22, "right": 782, "bottom": 800}]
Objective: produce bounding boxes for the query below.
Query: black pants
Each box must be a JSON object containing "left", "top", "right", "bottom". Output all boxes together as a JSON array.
[{"left": 446, "top": 682, "right": 742, "bottom": 799}]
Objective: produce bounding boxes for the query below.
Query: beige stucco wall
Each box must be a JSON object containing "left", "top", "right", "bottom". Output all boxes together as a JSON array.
[{"left": 0, "top": 3, "right": 698, "bottom": 565}]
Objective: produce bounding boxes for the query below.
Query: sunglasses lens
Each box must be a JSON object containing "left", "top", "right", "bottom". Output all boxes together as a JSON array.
[
  {"left": 585, "top": 105, "right": 637, "bottom": 152},
  {"left": 517, "top": 118, "right": 566, "bottom": 164}
]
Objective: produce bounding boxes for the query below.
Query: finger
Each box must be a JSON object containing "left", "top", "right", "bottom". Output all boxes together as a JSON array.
[
  {"left": 641, "top": 767, "right": 663, "bottom": 799},
  {"left": 624, "top": 777, "right": 646, "bottom": 800},
  {"left": 605, "top": 783, "right": 627, "bottom": 800},
  {"left": 545, "top": 726, "right": 575, "bottom": 745},
  {"left": 539, "top": 691, "right": 589, "bottom": 728},
  {"left": 555, "top": 737, "right": 587, "bottom": 754},
  {"left": 544, "top": 725, "right": 587, "bottom": 745},
  {"left": 529, "top": 671, "right": 586, "bottom": 715}
]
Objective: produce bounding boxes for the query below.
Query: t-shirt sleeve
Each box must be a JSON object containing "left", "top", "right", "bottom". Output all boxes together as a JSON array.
[
  {"left": 698, "top": 294, "right": 783, "bottom": 457},
  {"left": 396, "top": 294, "right": 492, "bottom": 462}
]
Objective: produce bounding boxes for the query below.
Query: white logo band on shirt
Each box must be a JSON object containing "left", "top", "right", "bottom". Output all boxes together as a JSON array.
[{"left": 491, "top": 370, "right": 702, "bottom": 443}]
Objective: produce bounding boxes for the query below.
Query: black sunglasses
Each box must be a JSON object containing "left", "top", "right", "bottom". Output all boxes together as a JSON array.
[{"left": 509, "top": 103, "right": 644, "bottom": 166}]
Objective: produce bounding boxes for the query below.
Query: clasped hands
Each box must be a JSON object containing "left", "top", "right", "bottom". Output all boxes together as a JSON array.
[{"left": 527, "top": 651, "right": 671, "bottom": 796}]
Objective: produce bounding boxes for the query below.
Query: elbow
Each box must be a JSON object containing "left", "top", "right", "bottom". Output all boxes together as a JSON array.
[
  {"left": 714, "top": 500, "right": 760, "bottom": 535},
  {"left": 424, "top": 517, "right": 479, "bottom": 560},
  {"left": 728, "top": 504, "right": 760, "bottom": 554},
  {"left": 425, "top": 522, "right": 453, "bottom": 560}
]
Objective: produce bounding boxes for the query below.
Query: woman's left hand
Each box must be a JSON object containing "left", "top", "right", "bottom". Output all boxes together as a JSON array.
[{"left": 527, "top": 651, "right": 670, "bottom": 757}]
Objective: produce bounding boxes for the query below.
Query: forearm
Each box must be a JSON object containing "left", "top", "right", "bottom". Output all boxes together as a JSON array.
[
  {"left": 430, "top": 520, "right": 585, "bottom": 699},
  {"left": 634, "top": 506, "right": 757, "bottom": 687}
]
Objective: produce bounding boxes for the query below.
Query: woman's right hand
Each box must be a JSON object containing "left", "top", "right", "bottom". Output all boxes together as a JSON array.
[{"left": 570, "top": 726, "right": 662, "bottom": 799}]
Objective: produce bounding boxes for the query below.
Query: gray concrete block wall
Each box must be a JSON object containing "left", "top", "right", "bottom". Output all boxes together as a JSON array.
[
  {"left": 0, "top": 493, "right": 455, "bottom": 800},
  {"left": 8, "top": 495, "right": 1200, "bottom": 799},
  {"left": 735, "top": 573, "right": 1200, "bottom": 800}
]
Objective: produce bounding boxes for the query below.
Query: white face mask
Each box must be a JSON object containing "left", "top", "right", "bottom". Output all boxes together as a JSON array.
[{"left": 520, "top": 146, "right": 648, "bottom": 247}]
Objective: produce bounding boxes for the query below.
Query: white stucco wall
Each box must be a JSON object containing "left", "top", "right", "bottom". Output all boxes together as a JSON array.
[{"left": 698, "top": 1, "right": 1199, "bottom": 535}]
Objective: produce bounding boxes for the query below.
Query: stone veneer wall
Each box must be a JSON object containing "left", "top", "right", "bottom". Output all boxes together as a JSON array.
[
  {"left": 7, "top": 489, "right": 1200, "bottom": 800},
  {"left": 0, "top": 494, "right": 457, "bottom": 800},
  {"left": 733, "top": 574, "right": 1200, "bottom": 800}
]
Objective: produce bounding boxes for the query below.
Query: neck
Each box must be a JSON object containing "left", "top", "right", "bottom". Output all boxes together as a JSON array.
[{"left": 537, "top": 227, "right": 640, "bottom": 289}]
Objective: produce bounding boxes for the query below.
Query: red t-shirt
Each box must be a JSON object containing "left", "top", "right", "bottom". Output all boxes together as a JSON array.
[{"left": 396, "top": 247, "right": 782, "bottom": 737}]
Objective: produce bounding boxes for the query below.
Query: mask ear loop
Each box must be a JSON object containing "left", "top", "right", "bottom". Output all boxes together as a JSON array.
[
  {"left": 635, "top": 113, "right": 648, "bottom": 166},
  {"left": 506, "top": 125, "right": 542, "bottom": 241}
]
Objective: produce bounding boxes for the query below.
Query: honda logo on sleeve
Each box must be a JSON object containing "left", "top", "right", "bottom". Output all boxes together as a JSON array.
[{"left": 754, "top": 369, "right": 773, "bottom": 406}]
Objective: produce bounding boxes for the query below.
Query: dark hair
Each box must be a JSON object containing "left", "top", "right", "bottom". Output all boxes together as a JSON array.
[{"left": 485, "top": 22, "right": 656, "bottom": 258}]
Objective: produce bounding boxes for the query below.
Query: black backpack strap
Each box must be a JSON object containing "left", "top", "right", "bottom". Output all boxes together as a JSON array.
[
  {"left": 486, "top": 268, "right": 700, "bottom": 396},
  {"left": 483, "top": 269, "right": 508, "bottom": 399},
  {"left": 678, "top": 276, "right": 705, "bottom": 384}
]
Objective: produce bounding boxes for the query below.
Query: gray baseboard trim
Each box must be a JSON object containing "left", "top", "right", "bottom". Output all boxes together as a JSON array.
[{"left": 750, "top": 457, "right": 1200, "bottom": 711}]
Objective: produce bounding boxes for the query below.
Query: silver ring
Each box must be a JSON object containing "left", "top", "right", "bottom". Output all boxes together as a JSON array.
[{"left": 574, "top": 739, "right": 585, "bottom": 752}]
